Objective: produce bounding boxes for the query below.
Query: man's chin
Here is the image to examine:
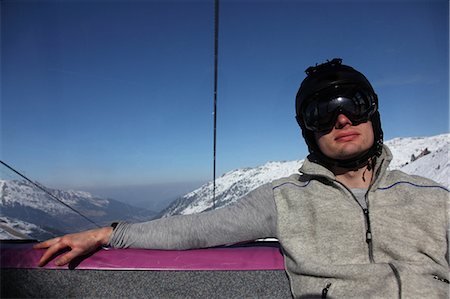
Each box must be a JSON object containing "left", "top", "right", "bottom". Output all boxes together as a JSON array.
[{"left": 333, "top": 146, "right": 368, "bottom": 161}]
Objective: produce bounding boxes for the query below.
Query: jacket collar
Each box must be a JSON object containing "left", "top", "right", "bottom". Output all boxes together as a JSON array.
[{"left": 299, "top": 145, "right": 393, "bottom": 186}]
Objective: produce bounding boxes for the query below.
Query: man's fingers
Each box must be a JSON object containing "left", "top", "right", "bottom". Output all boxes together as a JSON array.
[
  {"left": 37, "top": 240, "right": 68, "bottom": 267},
  {"left": 34, "top": 228, "right": 109, "bottom": 267},
  {"left": 33, "top": 237, "right": 61, "bottom": 249},
  {"left": 54, "top": 249, "right": 83, "bottom": 266}
]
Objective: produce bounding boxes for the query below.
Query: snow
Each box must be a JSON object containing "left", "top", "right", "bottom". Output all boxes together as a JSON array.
[
  {"left": 0, "top": 216, "right": 44, "bottom": 239},
  {"left": 385, "top": 133, "right": 449, "bottom": 187}
]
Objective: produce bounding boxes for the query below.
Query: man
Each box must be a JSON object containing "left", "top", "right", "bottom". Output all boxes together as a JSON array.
[{"left": 35, "top": 58, "right": 449, "bottom": 298}]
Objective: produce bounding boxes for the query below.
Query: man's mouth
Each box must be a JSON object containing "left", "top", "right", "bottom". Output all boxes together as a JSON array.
[{"left": 335, "top": 132, "right": 359, "bottom": 142}]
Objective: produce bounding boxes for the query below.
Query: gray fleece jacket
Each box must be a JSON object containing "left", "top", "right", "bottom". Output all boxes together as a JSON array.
[
  {"left": 109, "top": 145, "right": 449, "bottom": 298},
  {"left": 273, "top": 146, "right": 449, "bottom": 298}
]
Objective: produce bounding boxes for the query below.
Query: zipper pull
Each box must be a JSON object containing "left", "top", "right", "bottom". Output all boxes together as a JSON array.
[
  {"left": 366, "top": 231, "right": 372, "bottom": 243},
  {"left": 322, "top": 283, "right": 332, "bottom": 299},
  {"left": 363, "top": 209, "right": 372, "bottom": 243}
]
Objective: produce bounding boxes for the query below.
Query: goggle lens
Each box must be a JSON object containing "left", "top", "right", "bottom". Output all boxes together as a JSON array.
[{"left": 302, "top": 89, "right": 376, "bottom": 132}]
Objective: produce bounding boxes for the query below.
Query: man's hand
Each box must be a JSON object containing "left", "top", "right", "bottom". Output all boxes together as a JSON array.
[{"left": 33, "top": 227, "right": 113, "bottom": 267}]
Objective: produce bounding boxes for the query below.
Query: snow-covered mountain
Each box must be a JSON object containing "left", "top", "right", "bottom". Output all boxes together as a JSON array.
[
  {"left": 161, "top": 133, "right": 449, "bottom": 217},
  {"left": 0, "top": 180, "right": 157, "bottom": 240}
]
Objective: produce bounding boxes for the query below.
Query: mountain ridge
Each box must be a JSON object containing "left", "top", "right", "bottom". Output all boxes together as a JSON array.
[{"left": 0, "top": 179, "right": 157, "bottom": 240}]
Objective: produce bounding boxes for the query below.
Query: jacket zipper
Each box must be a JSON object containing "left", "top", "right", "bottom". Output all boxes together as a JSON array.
[
  {"left": 335, "top": 181, "right": 375, "bottom": 263},
  {"left": 389, "top": 263, "right": 402, "bottom": 298},
  {"left": 363, "top": 207, "right": 374, "bottom": 263},
  {"left": 359, "top": 158, "right": 384, "bottom": 263},
  {"left": 433, "top": 275, "right": 450, "bottom": 283}
]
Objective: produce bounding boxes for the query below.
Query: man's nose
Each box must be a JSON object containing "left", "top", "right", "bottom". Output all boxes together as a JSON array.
[{"left": 335, "top": 114, "right": 352, "bottom": 129}]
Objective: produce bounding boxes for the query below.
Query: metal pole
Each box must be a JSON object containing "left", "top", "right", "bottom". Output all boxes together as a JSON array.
[{"left": 212, "top": 0, "right": 219, "bottom": 209}]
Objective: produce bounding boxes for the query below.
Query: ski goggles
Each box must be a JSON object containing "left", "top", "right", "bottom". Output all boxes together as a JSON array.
[{"left": 301, "top": 87, "right": 377, "bottom": 132}]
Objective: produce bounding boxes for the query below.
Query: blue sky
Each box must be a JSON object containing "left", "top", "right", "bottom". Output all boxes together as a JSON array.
[{"left": 1, "top": 0, "right": 448, "bottom": 203}]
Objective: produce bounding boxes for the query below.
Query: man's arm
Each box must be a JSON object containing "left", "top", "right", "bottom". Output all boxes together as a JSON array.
[
  {"left": 34, "top": 183, "right": 277, "bottom": 265},
  {"left": 109, "top": 183, "right": 277, "bottom": 249}
]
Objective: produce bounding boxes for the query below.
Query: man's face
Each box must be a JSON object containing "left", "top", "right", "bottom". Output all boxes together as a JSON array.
[{"left": 314, "top": 114, "right": 374, "bottom": 161}]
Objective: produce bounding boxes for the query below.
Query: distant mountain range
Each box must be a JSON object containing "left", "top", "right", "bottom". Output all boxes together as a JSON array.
[
  {"left": 160, "top": 133, "right": 449, "bottom": 217},
  {"left": 1, "top": 133, "right": 448, "bottom": 240},
  {"left": 0, "top": 180, "right": 157, "bottom": 240}
]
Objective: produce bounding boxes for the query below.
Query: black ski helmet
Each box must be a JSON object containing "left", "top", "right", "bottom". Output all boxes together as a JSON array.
[{"left": 295, "top": 58, "right": 383, "bottom": 168}]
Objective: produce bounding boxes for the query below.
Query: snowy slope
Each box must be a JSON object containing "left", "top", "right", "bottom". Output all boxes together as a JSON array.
[
  {"left": 0, "top": 217, "right": 47, "bottom": 240},
  {"left": 161, "top": 160, "right": 303, "bottom": 216},
  {"left": 385, "top": 134, "right": 449, "bottom": 187},
  {"left": 162, "top": 133, "right": 449, "bottom": 217}
]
